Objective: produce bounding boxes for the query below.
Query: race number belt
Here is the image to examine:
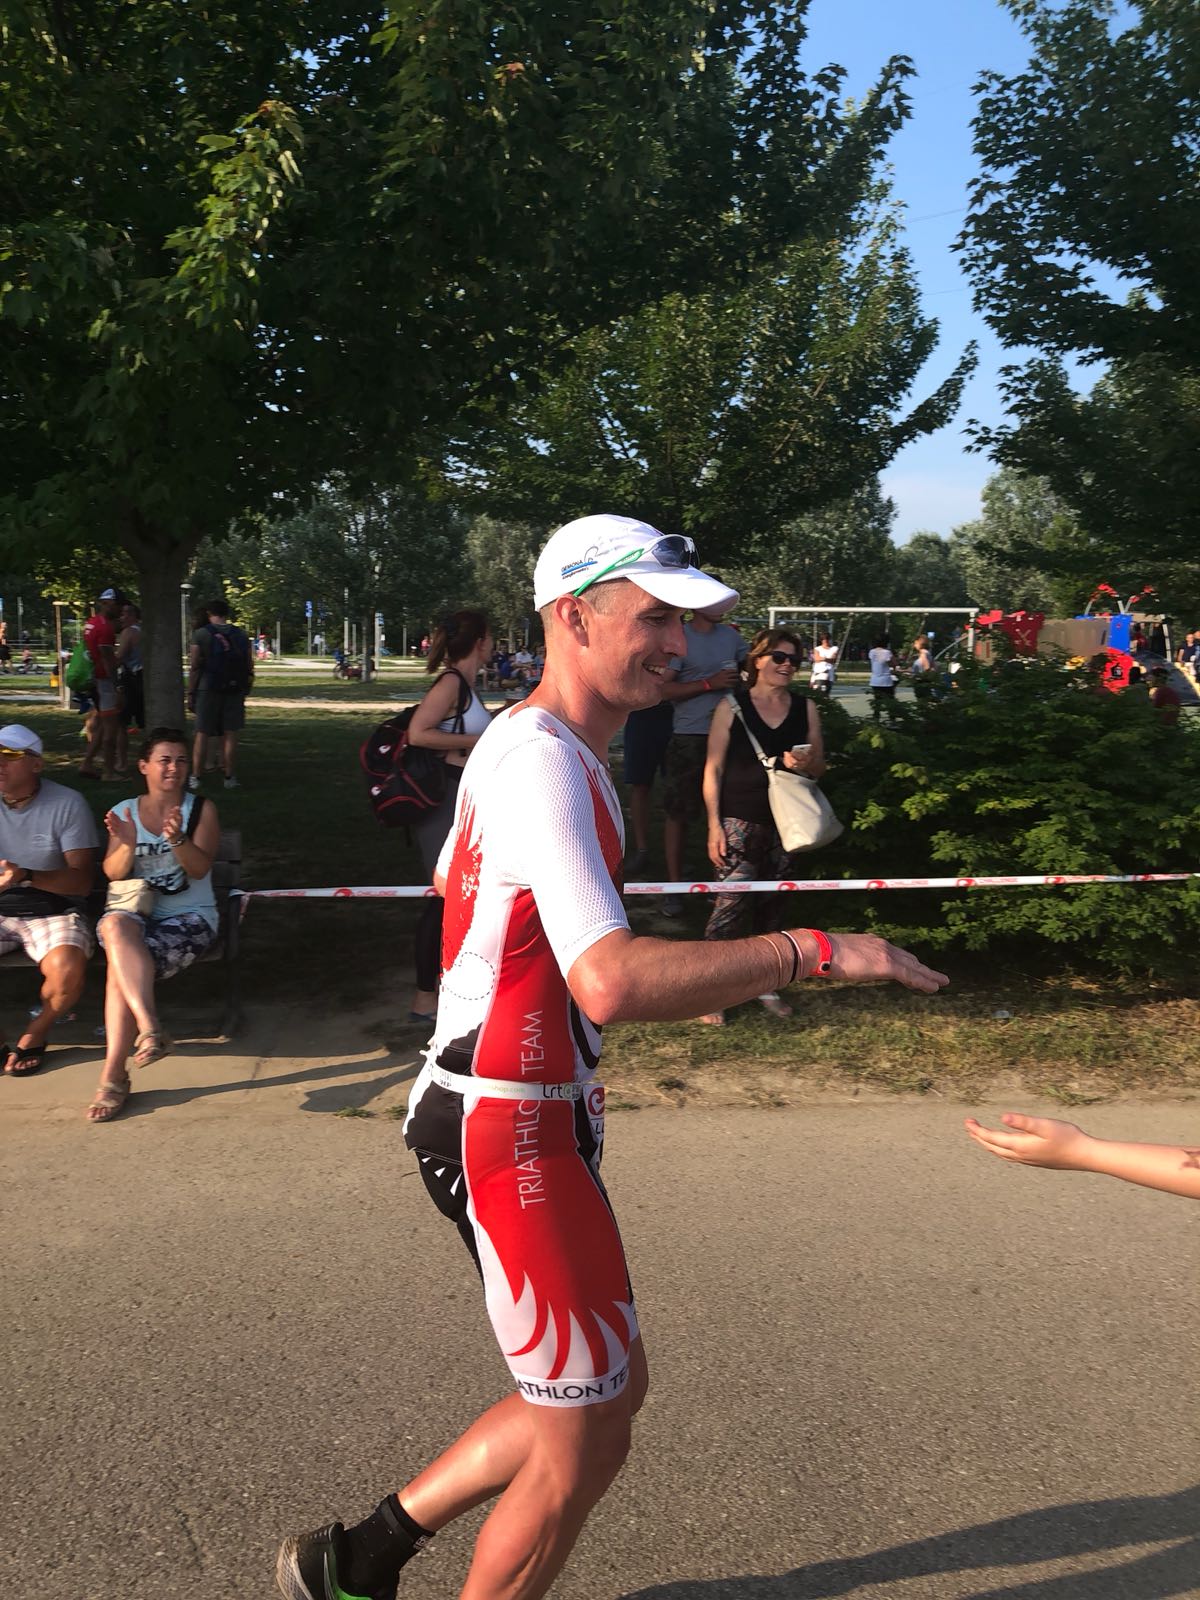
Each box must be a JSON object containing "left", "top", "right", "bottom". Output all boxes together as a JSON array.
[{"left": 428, "top": 1063, "right": 587, "bottom": 1102}]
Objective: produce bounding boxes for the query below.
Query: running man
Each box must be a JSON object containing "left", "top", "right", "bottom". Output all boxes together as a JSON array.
[{"left": 276, "top": 514, "right": 949, "bottom": 1600}]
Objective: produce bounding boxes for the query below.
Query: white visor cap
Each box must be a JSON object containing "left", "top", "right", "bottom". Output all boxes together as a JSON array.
[{"left": 533, "top": 514, "right": 738, "bottom": 616}]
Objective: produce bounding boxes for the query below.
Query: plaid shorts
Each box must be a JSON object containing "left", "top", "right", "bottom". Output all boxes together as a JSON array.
[
  {"left": 0, "top": 911, "right": 95, "bottom": 964},
  {"left": 99, "top": 911, "right": 217, "bottom": 981}
]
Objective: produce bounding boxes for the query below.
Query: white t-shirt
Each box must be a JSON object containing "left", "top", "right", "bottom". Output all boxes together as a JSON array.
[
  {"left": 810, "top": 643, "right": 838, "bottom": 683},
  {"left": 868, "top": 647, "right": 895, "bottom": 687},
  {"left": 425, "top": 704, "right": 628, "bottom": 1087}
]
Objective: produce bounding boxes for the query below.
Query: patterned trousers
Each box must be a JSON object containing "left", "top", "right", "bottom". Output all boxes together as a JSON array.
[{"left": 703, "top": 817, "right": 803, "bottom": 942}]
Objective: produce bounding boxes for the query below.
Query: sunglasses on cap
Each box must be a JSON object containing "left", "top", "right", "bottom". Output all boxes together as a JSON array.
[
  {"left": 0, "top": 746, "right": 34, "bottom": 760},
  {"left": 572, "top": 535, "right": 699, "bottom": 598},
  {"left": 762, "top": 650, "right": 798, "bottom": 668}
]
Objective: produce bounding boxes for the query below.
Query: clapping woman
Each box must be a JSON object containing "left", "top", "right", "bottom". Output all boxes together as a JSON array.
[
  {"left": 85, "top": 727, "right": 220, "bottom": 1122},
  {"left": 700, "top": 629, "right": 827, "bottom": 1024}
]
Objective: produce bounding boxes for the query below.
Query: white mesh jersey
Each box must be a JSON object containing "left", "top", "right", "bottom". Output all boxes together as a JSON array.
[{"left": 426, "top": 701, "right": 628, "bottom": 1087}]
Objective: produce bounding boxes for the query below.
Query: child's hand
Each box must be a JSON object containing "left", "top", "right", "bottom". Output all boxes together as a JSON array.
[{"left": 964, "top": 1112, "right": 1091, "bottom": 1171}]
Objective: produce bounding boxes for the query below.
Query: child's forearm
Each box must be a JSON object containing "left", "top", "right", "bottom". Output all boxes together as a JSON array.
[{"left": 1079, "top": 1136, "right": 1200, "bottom": 1200}]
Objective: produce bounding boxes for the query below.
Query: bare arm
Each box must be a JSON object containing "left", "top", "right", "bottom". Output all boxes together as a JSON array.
[
  {"left": 570, "top": 927, "right": 948, "bottom": 1025},
  {"left": 0, "top": 847, "right": 94, "bottom": 898},
  {"left": 659, "top": 664, "right": 742, "bottom": 702},
  {"left": 965, "top": 1113, "right": 1200, "bottom": 1200},
  {"left": 703, "top": 700, "right": 733, "bottom": 868},
  {"left": 783, "top": 696, "right": 827, "bottom": 779},
  {"left": 408, "top": 673, "right": 484, "bottom": 752}
]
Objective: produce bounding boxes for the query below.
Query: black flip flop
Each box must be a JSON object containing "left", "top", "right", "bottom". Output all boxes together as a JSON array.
[{"left": 6, "top": 1043, "right": 46, "bottom": 1075}]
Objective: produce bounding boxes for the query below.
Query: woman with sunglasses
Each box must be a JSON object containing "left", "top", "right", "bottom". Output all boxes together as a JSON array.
[{"left": 699, "top": 629, "right": 827, "bottom": 1023}]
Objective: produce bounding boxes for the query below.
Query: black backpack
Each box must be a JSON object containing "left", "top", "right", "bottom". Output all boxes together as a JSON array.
[
  {"left": 362, "top": 670, "right": 471, "bottom": 828},
  {"left": 204, "top": 624, "right": 252, "bottom": 694}
]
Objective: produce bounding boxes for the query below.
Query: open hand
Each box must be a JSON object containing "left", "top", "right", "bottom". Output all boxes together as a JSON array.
[
  {"left": 821, "top": 931, "right": 949, "bottom": 994},
  {"left": 0, "top": 859, "right": 19, "bottom": 892},
  {"left": 964, "top": 1112, "right": 1090, "bottom": 1170},
  {"left": 104, "top": 809, "right": 137, "bottom": 847},
  {"left": 161, "top": 804, "right": 184, "bottom": 846}
]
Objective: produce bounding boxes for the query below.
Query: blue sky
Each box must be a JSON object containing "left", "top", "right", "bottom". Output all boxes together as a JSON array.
[{"left": 802, "top": 0, "right": 1037, "bottom": 541}]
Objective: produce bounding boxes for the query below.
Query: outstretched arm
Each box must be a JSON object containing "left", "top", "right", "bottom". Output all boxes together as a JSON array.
[
  {"left": 964, "top": 1113, "right": 1200, "bottom": 1201},
  {"left": 571, "top": 928, "right": 948, "bottom": 1025}
]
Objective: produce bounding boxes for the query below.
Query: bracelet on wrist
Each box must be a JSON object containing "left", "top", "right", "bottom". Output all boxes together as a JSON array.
[
  {"left": 777, "top": 930, "right": 801, "bottom": 985},
  {"left": 793, "top": 928, "right": 833, "bottom": 976},
  {"left": 701, "top": 678, "right": 711, "bottom": 692}
]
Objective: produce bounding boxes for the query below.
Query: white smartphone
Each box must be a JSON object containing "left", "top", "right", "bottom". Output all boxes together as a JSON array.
[{"left": 791, "top": 743, "right": 812, "bottom": 756}]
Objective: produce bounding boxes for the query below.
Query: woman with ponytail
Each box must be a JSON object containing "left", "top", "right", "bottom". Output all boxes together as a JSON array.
[{"left": 405, "top": 611, "right": 493, "bottom": 1022}]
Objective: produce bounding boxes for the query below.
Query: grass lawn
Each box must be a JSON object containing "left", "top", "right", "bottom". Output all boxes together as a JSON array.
[{"left": 11, "top": 697, "right": 1199, "bottom": 1107}]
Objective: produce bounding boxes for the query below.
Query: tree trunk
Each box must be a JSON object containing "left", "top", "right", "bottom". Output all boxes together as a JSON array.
[{"left": 123, "top": 524, "right": 191, "bottom": 732}]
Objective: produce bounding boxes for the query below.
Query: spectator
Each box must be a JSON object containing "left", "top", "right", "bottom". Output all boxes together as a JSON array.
[
  {"left": 512, "top": 644, "right": 534, "bottom": 682},
  {"left": 0, "top": 724, "right": 99, "bottom": 1074},
  {"left": 114, "top": 599, "right": 144, "bottom": 775},
  {"left": 0, "top": 619, "right": 10, "bottom": 671},
  {"left": 1149, "top": 665, "right": 1182, "bottom": 725},
  {"left": 809, "top": 631, "right": 838, "bottom": 696},
  {"left": 911, "top": 633, "right": 934, "bottom": 703},
  {"left": 699, "top": 629, "right": 827, "bottom": 1023},
  {"left": 405, "top": 611, "right": 494, "bottom": 1023},
  {"left": 659, "top": 595, "right": 747, "bottom": 914},
  {"left": 1175, "top": 629, "right": 1199, "bottom": 689},
  {"left": 621, "top": 700, "right": 673, "bottom": 876},
  {"left": 188, "top": 599, "right": 254, "bottom": 791},
  {"left": 80, "top": 587, "right": 124, "bottom": 780},
  {"left": 86, "top": 727, "right": 220, "bottom": 1122},
  {"left": 867, "top": 634, "right": 897, "bottom": 719}
]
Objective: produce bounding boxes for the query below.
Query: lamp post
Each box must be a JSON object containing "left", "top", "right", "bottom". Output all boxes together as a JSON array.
[{"left": 180, "top": 582, "right": 193, "bottom": 662}]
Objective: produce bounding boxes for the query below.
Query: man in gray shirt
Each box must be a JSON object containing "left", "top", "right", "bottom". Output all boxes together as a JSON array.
[
  {"left": 658, "top": 602, "right": 747, "bottom": 914},
  {"left": 0, "top": 724, "right": 99, "bottom": 1074}
]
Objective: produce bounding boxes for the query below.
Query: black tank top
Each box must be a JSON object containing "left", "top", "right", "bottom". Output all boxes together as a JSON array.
[{"left": 720, "top": 690, "right": 812, "bottom": 826}]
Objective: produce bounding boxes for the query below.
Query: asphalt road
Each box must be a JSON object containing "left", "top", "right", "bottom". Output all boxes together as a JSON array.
[{"left": 3, "top": 1047, "right": 1198, "bottom": 1600}]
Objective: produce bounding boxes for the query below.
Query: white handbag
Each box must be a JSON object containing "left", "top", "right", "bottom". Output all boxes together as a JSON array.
[{"left": 729, "top": 697, "right": 844, "bottom": 853}]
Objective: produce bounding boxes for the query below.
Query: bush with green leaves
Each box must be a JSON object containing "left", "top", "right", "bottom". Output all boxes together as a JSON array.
[{"left": 814, "top": 660, "right": 1200, "bottom": 974}]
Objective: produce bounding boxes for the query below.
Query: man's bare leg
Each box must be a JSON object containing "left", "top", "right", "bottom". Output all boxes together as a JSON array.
[
  {"left": 629, "top": 784, "right": 653, "bottom": 857},
  {"left": 398, "top": 1339, "right": 648, "bottom": 1600},
  {"left": 192, "top": 729, "right": 208, "bottom": 779},
  {"left": 664, "top": 816, "right": 686, "bottom": 882},
  {"left": 222, "top": 729, "right": 239, "bottom": 781}
]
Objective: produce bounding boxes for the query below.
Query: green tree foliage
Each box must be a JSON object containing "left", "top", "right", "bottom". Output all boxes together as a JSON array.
[
  {"left": 948, "top": 469, "right": 1079, "bottom": 615},
  {"left": 464, "top": 518, "right": 544, "bottom": 646},
  {"left": 884, "top": 533, "right": 971, "bottom": 610},
  {"left": 823, "top": 657, "right": 1200, "bottom": 976},
  {"left": 190, "top": 486, "right": 470, "bottom": 646},
  {"left": 456, "top": 212, "right": 974, "bottom": 565},
  {"left": 958, "top": 0, "right": 1200, "bottom": 603},
  {"left": 725, "top": 481, "right": 897, "bottom": 616},
  {"left": 4, "top": 0, "right": 874, "bottom": 723}
]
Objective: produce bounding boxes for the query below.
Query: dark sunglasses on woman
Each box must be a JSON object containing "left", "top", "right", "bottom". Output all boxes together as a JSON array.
[{"left": 764, "top": 651, "right": 798, "bottom": 668}]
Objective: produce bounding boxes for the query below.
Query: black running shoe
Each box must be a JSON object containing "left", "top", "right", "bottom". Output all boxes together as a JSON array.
[{"left": 275, "top": 1521, "right": 396, "bottom": 1600}]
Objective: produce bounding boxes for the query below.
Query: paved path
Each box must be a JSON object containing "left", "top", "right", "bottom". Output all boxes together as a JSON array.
[{"left": 3, "top": 1025, "right": 1198, "bottom": 1599}]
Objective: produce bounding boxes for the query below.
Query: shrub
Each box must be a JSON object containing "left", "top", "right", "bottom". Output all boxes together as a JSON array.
[{"left": 817, "top": 659, "right": 1200, "bottom": 974}]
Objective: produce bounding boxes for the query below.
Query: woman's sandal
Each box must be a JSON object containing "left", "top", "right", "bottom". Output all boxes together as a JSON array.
[
  {"left": 132, "top": 1030, "right": 171, "bottom": 1068},
  {"left": 86, "top": 1077, "right": 130, "bottom": 1122},
  {"left": 5, "top": 1042, "right": 47, "bottom": 1075},
  {"left": 758, "top": 992, "right": 794, "bottom": 1019}
]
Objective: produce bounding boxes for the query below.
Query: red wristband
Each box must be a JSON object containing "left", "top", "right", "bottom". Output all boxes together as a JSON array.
[
  {"left": 701, "top": 678, "right": 711, "bottom": 691},
  {"left": 796, "top": 928, "right": 833, "bottom": 975}
]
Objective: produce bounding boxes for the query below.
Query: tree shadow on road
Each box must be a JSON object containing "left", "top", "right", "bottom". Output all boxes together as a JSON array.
[{"left": 620, "top": 1484, "right": 1200, "bottom": 1598}]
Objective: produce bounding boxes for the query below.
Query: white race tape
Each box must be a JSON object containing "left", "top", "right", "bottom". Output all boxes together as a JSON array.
[{"left": 237, "top": 872, "right": 1198, "bottom": 901}]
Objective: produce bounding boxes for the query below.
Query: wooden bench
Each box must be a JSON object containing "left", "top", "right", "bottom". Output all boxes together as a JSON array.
[{"left": 0, "top": 827, "right": 243, "bottom": 1039}]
